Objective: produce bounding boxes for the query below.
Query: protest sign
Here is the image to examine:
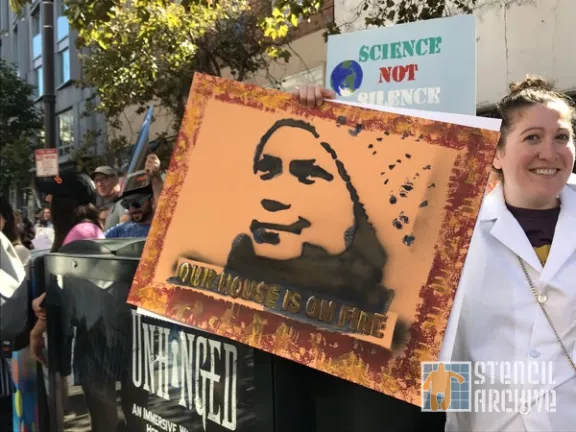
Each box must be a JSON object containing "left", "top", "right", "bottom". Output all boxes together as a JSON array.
[
  {"left": 326, "top": 15, "right": 476, "bottom": 114},
  {"left": 31, "top": 226, "right": 54, "bottom": 250},
  {"left": 127, "top": 73, "right": 500, "bottom": 405}
]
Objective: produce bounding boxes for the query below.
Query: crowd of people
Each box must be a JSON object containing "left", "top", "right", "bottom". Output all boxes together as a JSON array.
[
  {"left": 0, "top": 153, "right": 163, "bottom": 430},
  {"left": 1, "top": 73, "right": 575, "bottom": 431}
]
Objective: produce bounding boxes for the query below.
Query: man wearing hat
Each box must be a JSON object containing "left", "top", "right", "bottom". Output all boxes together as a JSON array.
[
  {"left": 104, "top": 184, "right": 155, "bottom": 238},
  {"left": 90, "top": 165, "right": 128, "bottom": 231},
  {"left": 91, "top": 154, "right": 162, "bottom": 231}
]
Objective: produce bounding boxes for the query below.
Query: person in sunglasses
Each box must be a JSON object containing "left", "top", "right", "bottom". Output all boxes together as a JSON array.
[{"left": 104, "top": 185, "right": 155, "bottom": 238}]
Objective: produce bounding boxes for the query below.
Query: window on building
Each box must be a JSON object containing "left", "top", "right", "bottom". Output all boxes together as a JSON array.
[
  {"left": 1, "top": 0, "right": 8, "bottom": 31},
  {"left": 35, "top": 66, "right": 43, "bottom": 97},
  {"left": 31, "top": 9, "right": 40, "bottom": 35},
  {"left": 56, "top": 17, "right": 69, "bottom": 40},
  {"left": 32, "top": 9, "right": 42, "bottom": 59},
  {"left": 57, "top": 109, "right": 74, "bottom": 157},
  {"left": 12, "top": 27, "right": 19, "bottom": 68},
  {"left": 58, "top": 48, "right": 70, "bottom": 84},
  {"left": 59, "top": 0, "right": 68, "bottom": 15},
  {"left": 57, "top": 2, "right": 69, "bottom": 41}
]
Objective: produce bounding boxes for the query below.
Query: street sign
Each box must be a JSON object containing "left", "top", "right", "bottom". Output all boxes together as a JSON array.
[{"left": 34, "top": 149, "right": 59, "bottom": 177}]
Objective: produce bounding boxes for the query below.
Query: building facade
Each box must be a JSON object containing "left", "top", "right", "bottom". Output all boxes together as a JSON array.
[
  {"left": 234, "top": 0, "right": 335, "bottom": 91},
  {"left": 0, "top": 0, "right": 107, "bottom": 212},
  {"left": 2, "top": 0, "right": 574, "bottom": 214},
  {"left": 243, "top": 0, "right": 575, "bottom": 113}
]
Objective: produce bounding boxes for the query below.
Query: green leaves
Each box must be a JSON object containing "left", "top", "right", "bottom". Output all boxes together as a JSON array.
[
  {"left": 361, "top": 0, "right": 477, "bottom": 28},
  {"left": 56, "top": 0, "right": 296, "bottom": 166},
  {"left": 8, "top": 0, "right": 28, "bottom": 14},
  {"left": 0, "top": 59, "right": 43, "bottom": 191},
  {"left": 260, "top": 0, "right": 321, "bottom": 42},
  {"left": 64, "top": 0, "right": 279, "bottom": 123}
]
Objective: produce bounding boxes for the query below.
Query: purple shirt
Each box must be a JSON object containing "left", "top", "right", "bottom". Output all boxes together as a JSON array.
[{"left": 506, "top": 204, "right": 560, "bottom": 248}]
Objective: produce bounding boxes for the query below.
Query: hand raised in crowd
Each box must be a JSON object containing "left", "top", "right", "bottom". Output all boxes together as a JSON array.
[
  {"left": 32, "top": 292, "right": 47, "bottom": 320},
  {"left": 292, "top": 85, "right": 336, "bottom": 108},
  {"left": 145, "top": 153, "right": 161, "bottom": 177},
  {"left": 31, "top": 293, "right": 48, "bottom": 365},
  {"left": 30, "top": 320, "right": 47, "bottom": 365},
  {"left": 146, "top": 153, "right": 165, "bottom": 208}
]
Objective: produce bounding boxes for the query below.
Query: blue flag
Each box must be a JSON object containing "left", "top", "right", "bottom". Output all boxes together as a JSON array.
[{"left": 120, "top": 105, "right": 154, "bottom": 195}]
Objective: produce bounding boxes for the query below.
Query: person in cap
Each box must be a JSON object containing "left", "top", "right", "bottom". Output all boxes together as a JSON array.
[
  {"left": 91, "top": 165, "right": 127, "bottom": 231},
  {"left": 30, "top": 172, "right": 105, "bottom": 364},
  {"left": 35, "top": 171, "right": 104, "bottom": 252},
  {"left": 104, "top": 185, "right": 155, "bottom": 238},
  {"left": 91, "top": 154, "right": 163, "bottom": 230}
]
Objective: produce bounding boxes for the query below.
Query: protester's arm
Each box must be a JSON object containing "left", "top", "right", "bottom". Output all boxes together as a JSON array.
[
  {"left": 145, "top": 153, "right": 164, "bottom": 207},
  {"left": 30, "top": 319, "right": 47, "bottom": 365},
  {"left": 30, "top": 292, "right": 48, "bottom": 365},
  {"left": 32, "top": 293, "right": 47, "bottom": 320}
]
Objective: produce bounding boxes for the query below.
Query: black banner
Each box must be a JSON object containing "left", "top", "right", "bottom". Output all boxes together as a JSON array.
[
  {"left": 43, "top": 246, "right": 261, "bottom": 432},
  {"left": 125, "top": 311, "right": 256, "bottom": 432}
]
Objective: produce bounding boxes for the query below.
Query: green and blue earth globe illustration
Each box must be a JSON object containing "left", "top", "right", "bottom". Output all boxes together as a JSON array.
[{"left": 330, "top": 60, "right": 364, "bottom": 96}]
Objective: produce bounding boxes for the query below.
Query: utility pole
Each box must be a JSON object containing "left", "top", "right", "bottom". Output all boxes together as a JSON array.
[{"left": 41, "top": 0, "right": 56, "bottom": 149}]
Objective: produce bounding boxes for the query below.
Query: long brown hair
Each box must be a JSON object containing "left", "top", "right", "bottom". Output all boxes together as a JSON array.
[{"left": 50, "top": 196, "right": 102, "bottom": 252}]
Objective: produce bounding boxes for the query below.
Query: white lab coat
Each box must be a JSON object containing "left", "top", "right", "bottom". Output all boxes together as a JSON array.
[
  {"left": 0, "top": 231, "right": 26, "bottom": 303},
  {"left": 439, "top": 182, "right": 576, "bottom": 431},
  {"left": 1, "top": 231, "right": 29, "bottom": 340}
]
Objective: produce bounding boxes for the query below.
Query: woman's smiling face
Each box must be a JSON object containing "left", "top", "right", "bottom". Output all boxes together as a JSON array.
[{"left": 494, "top": 101, "right": 575, "bottom": 209}]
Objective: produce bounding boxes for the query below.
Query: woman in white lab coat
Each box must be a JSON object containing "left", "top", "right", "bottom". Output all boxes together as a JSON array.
[
  {"left": 295, "top": 75, "right": 575, "bottom": 431},
  {"left": 438, "top": 77, "right": 575, "bottom": 431}
]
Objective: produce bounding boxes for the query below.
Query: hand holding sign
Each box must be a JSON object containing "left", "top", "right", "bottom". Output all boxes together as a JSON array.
[
  {"left": 292, "top": 85, "right": 336, "bottom": 108},
  {"left": 145, "top": 153, "right": 161, "bottom": 176}
]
